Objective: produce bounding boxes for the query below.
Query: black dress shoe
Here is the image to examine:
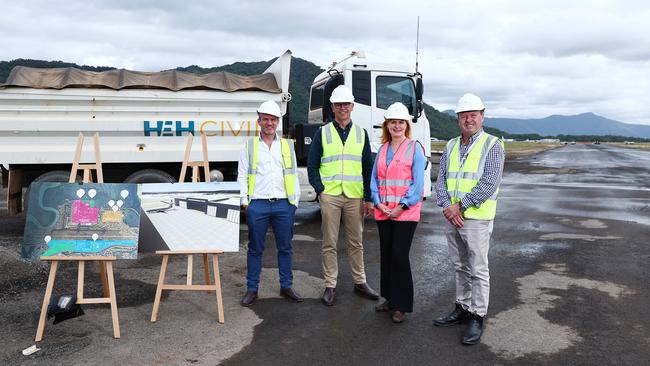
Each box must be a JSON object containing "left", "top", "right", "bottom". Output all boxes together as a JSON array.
[
  {"left": 462, "top": 314, "right": 484, "bottom": 345},
  {"left": 433, "top": 303, "right": 470, "bottom": 326},
  {"left": 280, "top": 287, "right": 303, "bottom": 303},
  {"left": 375, "top": 299, "right": 390, "bottom": 312},
  {"left": 392, "top": 311, "right": 406, "bottom": 323},
  {"left": 240, "top": 291, "right": 258, "bottom": 307},
  {"left": 321, "top": 287, "right": 336, "bottom": 306},
  {"left": 353, "top": 283, "right": 379, "bottom": 300}
]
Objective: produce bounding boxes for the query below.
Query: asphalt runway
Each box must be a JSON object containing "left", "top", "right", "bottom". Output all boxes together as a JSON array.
[{"left": 1, "top": 143, "right": 649, "bottom": 365}]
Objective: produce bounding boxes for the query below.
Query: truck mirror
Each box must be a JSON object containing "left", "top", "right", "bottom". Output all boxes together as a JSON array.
[
  {"left": 415, "top": 78, "right": 423, "bottom": 100},
  {"left": 322, "top": 73, "right": 344, "bottom": 122}
]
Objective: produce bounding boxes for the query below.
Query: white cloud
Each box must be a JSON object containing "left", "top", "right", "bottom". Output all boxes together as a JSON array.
[{"left": 1, "top": 0, "right": 648, "bottom": 124}]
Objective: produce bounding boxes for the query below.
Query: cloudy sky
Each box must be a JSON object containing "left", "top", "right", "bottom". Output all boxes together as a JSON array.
[{"left": 2, "top": 0, "right": 648, "bottom": 124}]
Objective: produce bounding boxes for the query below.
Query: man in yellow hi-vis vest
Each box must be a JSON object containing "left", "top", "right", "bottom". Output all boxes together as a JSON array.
[
  {"left": 433, "top": 93, "right": 505, "bottom": 345},
  {"left": 237, "top": 100, "right": 302, "bottom": 307},
  {"left": 307, "top": 85, "right": 379, "bottom": 306}
]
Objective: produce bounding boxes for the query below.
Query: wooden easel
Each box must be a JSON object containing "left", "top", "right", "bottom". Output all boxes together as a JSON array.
[
  {"left": 35, "top": 132, "right": 120, "bottom": 341},
  {"left": 150, "top": 132, "right": 225, "bottom": 323}
]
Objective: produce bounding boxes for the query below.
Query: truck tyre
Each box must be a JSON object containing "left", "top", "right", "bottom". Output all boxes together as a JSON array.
[
  {"left": 24, "top": 170, "right": 82, "bottom": 212},
  {"left": 123, "top": 169, "right": 176, "bottom": 184}
]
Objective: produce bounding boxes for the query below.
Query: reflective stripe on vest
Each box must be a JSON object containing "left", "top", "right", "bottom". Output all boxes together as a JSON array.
[
  {"left": 445, "top": 132, "right": 501, "bottom": 220},
  {"left": 319, "top": 122, "right": 365, "bottom": 198},
  {"left": 246, "top": 137, "right": 298, "bottom": 205},
  {"left": 374, "top": 139, "right": 422, "bottom": 222}
]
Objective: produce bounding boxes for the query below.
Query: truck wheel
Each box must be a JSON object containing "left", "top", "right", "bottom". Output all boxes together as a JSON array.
[
  {"left": 123, "top": 169, "right": 176, "bottom": 184},
  {"left": 24, "top": 170, "right": 82, "bottom": 212}
]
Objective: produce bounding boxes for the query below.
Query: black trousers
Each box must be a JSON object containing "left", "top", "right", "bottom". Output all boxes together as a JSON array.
[{"left": 376, "top": 220, "right": 418, "bottom": 313}]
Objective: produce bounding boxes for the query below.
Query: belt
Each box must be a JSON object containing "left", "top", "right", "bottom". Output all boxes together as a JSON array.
[{"left": 253, "top": 198, "right": 284, "bottom": 202}]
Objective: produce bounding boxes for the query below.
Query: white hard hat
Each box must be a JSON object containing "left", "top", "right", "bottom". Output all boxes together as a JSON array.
[
  {"left": 257, "top": 100, "right": 283, "bottom": 118},
  {"left": 455, "top": 93, "right": 485, "bottom": 113},
  {"left": 329, "top": 85, "right": 355, "bottom": 103},
  {"left": 384, "top": 102, "right": 412, "bottom": 121}
]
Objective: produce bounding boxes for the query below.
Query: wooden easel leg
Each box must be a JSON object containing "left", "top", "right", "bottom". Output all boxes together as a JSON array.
[
  {"left": 203, "top": 253, "right": 211, "bottom": 293},
  {"left": 83, "top": 169, "right": 92, "bottom": 183},
  {"left": 211, "top": 254, "right": 224, "bottom": 323},
  {"left": 151, "top": 255, "right": 169, "bottom": 322},
  {"left": 77, "top": 260, "right": 85, "bottom": 300},
  {"left": 35, "top": 260, "right": 59, "bottom": 342},
  {"left": 186, "top": 255, "right": 193, "bottom": 285},
  {"left": 105, "top": 261, "right": 120, "bottom": 338},
  {"left": 99, "top": 261, "right": 109, "bottom": 297}
]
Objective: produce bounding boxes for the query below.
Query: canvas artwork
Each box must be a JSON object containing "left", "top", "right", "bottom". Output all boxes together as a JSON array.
[
  {"left": 138, "top": 182, "right": 240, "bottom": 252},
  {"left": 22, "top": 183, "right": 141, "bottom": 260}
]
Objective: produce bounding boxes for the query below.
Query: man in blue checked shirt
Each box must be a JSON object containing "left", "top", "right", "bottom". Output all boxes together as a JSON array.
[{"left": 433, "top": 93, "right": 505, "bottom": 346}]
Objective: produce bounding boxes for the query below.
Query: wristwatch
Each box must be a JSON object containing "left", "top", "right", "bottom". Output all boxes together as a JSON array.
[{"left": 458, "top": 201, "right": 466, "bottom": 212}]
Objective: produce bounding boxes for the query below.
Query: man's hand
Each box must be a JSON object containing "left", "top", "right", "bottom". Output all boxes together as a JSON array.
[
  {"left": 364, "top": 202, "right": 375, "bottom": 217},
  {"left": 443, "top": 203, "right": 464, "bottom": 228},
  {"left": 240, "top": 204, "right": 248, "bottom": 214}
]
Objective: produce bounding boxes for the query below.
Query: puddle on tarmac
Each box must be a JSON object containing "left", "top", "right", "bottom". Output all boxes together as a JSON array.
[{"left": 483, "top": 263, "right": 634, "bottom": 359}]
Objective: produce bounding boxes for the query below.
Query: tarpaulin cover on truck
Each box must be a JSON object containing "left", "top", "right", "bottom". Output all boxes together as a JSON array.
[{"left": 0, "top": 66, "right": 281, "bottom": 92}]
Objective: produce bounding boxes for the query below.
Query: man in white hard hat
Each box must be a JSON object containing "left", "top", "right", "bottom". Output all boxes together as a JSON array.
[
  {"left": 307, "top": 85, "right": 379, "bottom": 306},
  {"left": 433, "top": 93, "right": 505, "bottom": 345},
  {"left": 237, "top": 100, "right": 302, "bottom": 306}
]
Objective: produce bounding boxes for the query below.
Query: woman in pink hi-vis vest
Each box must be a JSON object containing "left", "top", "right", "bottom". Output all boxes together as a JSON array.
[{"left": 370, "top": 103, "right": 425, "bottom": 324}]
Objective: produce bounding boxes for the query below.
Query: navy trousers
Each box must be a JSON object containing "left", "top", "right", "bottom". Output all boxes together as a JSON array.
[{"left": 246, "top": 198, "right": 296, "bottom": 292}]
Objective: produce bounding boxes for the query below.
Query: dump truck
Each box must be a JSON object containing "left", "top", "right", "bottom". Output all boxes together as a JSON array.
[{"left": 0, "top": 50, "right": 431, "bottom": 215}]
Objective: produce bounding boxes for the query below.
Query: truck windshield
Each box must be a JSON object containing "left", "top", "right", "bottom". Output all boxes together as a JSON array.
[{"left": 376, "top": 76, "right": 417, "bottom": 114}]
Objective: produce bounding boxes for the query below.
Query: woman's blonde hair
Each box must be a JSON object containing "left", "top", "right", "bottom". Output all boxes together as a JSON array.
[{"left": 381, "top": 119, "right": 411, "bottom": 144}]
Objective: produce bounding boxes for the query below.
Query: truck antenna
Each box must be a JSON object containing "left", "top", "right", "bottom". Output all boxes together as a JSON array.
[{"left": 415, "top": 16, "right": 420, "bottom": 74}]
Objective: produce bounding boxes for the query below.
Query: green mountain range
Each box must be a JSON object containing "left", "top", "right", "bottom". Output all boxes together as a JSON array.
[{"left": 0, "top": 56, "right": 466, "bottom": 139}]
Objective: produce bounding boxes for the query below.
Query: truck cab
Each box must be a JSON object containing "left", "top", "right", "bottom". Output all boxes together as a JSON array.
[{"left": 295, "top": 51, "right": 432, "bottom": 199}]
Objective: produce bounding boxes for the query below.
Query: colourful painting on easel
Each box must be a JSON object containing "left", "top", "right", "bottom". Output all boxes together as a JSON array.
[
  {"left": 138, "top": 182, "right": 240, "bottom": 252},
  {"left": 22, "top": 183, "right": 141, "bottom": 260}
]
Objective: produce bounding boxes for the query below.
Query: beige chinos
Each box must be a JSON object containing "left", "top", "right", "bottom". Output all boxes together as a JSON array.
[
  {"left": 444, "top": 219, "right": 493, "bottom": 317},
  {"left": 320, "top": 193, "right": 366, "bottom": 288}
]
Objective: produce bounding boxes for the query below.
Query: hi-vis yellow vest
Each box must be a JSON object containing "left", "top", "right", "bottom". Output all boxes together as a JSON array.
[
  {"left": 246, "top": 137, "right": 298, "bottom": 205},
  {"left": 319, "top": 122, "right": 365, "bottom": 198},
  {"left": 445, "top": 132, "right": 503, "bottom": 220}
]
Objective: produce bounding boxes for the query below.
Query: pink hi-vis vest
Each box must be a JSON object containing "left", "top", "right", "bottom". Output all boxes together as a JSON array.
[{"left": 374, "top": 139, "right": 422, "bottom": 222}]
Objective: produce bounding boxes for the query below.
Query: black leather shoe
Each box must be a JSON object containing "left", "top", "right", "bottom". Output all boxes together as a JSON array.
[
  {"left": 392, "top": 311, "right": 406, "bottom": 323},
  {"left": 353, "top": 283, "right": 379, "bottom": 300},
  {"left": 280, "top": 287, "right": 303, "bottom": 303},
  {"left": 240, "top": 291, "right": 258, "bottom": 307},
  {"left": 375, "top": 299, "right": 390, "bottom": 312},
  {"left": 462, "top": 314, "right": 484, "bottom": 345},
  {"left": 321, "top": 287, "right": 336, "bottom": 306},
  {"left": 433, "top": 303, "right": 470, "bottom": 326}
]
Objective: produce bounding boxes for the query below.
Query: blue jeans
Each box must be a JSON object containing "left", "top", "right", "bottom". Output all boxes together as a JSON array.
[{"left": 246, "top": 199, "right": 296, "bottom": 292}]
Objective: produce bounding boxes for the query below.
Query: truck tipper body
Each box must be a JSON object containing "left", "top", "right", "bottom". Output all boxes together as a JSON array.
[{"left": 1, "top": 50, "right": 432, "bottom": 216}]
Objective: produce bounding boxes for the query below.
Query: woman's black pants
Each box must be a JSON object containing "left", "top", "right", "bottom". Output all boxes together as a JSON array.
[{"left": 376, "top": 220, "right": 418, "bottom": 313}]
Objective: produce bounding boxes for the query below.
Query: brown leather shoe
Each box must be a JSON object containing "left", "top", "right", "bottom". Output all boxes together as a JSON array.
[
  {"left": 321, "top": 287, "right": 336, "bottom": 306},
  {"left": 280, "top": 287, "right": 303, "bottom": 303},
  {"left": 375, "top": 299, "right": 390, "bottom": 312},
  {"left": 240, "top": 291, "right": 258, "bottom": 307},
  {"left": 354, "top": 283, "right": 379, "bottom": 300},
  {"left": 392, "top": 311, "right": 406, "bottom": 323}
]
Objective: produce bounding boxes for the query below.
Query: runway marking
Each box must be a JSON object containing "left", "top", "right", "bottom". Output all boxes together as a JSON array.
[
  {"left": 483, "top": 263, "right": 634, "bottom": 359},
  {"left": 558, "top": 218, "right": 607, "bottom": 229},
  {"left": 539, "top": 233, "right": 620, "bottom": 242}
]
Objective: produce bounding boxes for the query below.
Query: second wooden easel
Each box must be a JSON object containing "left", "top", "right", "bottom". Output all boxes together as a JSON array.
[
  {"left": 36, "top": 132, "right": 120, "bottom": 341},
  {"left": 150, "top": 132, "right": 225, "bottom": 323}
]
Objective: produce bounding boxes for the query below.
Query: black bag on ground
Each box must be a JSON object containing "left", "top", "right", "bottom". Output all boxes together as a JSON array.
[{"left": 47, "top": 294, "right": 84, "bottom": 324}]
